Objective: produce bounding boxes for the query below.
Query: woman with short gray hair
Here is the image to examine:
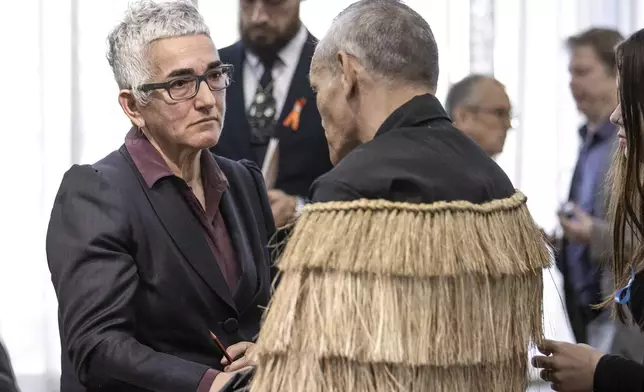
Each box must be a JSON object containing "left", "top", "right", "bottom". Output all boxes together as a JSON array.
[{"left": 46, "top": 1, "right": 275, "bottom": 391}]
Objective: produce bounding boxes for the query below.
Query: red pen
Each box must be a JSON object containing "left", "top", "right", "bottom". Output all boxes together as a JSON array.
[{"left": 210, "top": 331, "right": 234, "bottom": 364}]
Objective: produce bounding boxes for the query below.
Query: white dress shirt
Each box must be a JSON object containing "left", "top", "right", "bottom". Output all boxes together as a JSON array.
[{"left": 243, "top": 24, "right": 309, "bottom": 118}]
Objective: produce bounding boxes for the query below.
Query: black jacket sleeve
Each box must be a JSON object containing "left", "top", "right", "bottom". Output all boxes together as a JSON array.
[
  {"left": 239, "top": 159, "right": 277, "bottom": 281},
  {"left": 594, "top": 354, "right": 644, "bottom": 391},
  {"left": 46, "top": 165, "right": 209, "bottom": 391},
  {"left": 0, "top": 341, "right": 18, "bottom": 392}
]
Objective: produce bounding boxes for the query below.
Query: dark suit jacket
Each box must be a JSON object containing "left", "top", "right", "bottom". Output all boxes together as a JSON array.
[
  {"left": 0, "top": 341, "right": 18, "bottom": 392},
  {"left": 212, "top": 32, "right": 332, "bottom": 197},
  {"left": 46, "top": 146, "right": 275, "bottom": 392}
]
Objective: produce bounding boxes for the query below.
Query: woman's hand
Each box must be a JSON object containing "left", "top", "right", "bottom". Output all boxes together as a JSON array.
[
  {"left": 531, "top": 339, "right": 604, "bottom": 392},
  {"left": 221, "top": 341, "right": 257, "bottom": 372}
]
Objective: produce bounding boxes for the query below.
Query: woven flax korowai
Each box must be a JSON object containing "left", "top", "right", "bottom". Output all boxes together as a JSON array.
[{"left": 251, "top": 191, "right": 551, "bottom": 392}]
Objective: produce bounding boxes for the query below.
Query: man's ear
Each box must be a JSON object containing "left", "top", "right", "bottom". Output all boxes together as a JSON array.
[
  {"left": 336, "top": 51, "right": 358, "bottom": 99},
  {"left": 452, "top": 105, "right": 470, "bottom": 125},
  {"left": 118, "top": 90, "right": 146, "bottom": 129}
]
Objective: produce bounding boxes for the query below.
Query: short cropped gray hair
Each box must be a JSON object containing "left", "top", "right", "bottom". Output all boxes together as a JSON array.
[
  {"left": 107, "top": 0, "right": 210, "bottom": 103},
  {"left": 314, "top": 0, "right": 439, "bottom": 89}
]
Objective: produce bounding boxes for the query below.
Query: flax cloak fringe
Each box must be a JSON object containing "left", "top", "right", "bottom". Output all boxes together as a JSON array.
[{"left": 251, "top": 191, "right": 551, "bottom": 392}]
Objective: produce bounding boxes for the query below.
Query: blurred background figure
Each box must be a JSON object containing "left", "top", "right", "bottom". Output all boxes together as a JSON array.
[
  {"left": 445, "top": 74, "right": 513, "bottom": 157},
  {"left": 212, "top": 0, "right": 332, "bottom": 228},
  {"left": 555, "top": 27, "right": 644, "bottom": 361}
]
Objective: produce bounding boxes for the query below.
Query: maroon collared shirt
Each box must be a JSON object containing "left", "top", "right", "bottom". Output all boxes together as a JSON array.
[{"left": 125, "top": 128, "right": 238, "bottom": 390}]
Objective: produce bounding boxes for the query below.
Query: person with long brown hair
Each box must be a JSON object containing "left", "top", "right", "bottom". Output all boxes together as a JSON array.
[{"left": 532, "top": 28, "right": 644, "bottom": 392}]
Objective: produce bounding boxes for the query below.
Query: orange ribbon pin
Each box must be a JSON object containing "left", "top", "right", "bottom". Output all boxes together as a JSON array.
[{"left": 282, "top": 98, "right": 306, "bottom": 131}]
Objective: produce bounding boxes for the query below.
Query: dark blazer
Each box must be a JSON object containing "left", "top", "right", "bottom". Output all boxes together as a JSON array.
[
  {"left": 213, "top": 32, "right": 332, "bottom": 197},
  {"left": 0, "top": 341, "right": 18, "bottom": 392},
  {"left": 46, "top": 147, "right": 275, "bottom": 392}
]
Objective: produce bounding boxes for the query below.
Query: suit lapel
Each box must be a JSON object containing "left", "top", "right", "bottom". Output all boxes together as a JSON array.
[
  {"left": 276, "top": 33, "right": 317, "bottom": 132},
  {"left": 220, "top": 190, "right": 258, "bottom": 312},
  {"left": 224, "top": 43, "right": 257, "bottom": 162},
  {"left": 120, "top": 147, "right": 237, "bottom": 311}
]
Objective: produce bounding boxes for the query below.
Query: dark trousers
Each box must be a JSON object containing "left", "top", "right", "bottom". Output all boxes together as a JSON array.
[{"left": 565, "top": 288, "right": 601, "bottom": 344}]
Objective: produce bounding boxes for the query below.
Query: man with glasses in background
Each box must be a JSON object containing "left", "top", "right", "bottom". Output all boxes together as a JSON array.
[{"left": 445, "top": 74, "right": 513, "bottom": 158}]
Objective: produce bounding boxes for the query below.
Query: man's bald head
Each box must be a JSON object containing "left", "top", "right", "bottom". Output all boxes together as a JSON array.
[{"left": 446, "top": 74, "right": 512, "bottom": 157}]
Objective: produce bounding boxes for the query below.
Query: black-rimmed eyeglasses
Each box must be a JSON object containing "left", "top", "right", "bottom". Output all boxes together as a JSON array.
[
  {"left": 467, "top": 106, "right": 513, "bottom": 120},
  {"left": 139, "top": 65, "right": 234, "bottom": 102}
]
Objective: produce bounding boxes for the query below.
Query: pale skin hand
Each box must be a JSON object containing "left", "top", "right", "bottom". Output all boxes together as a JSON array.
[
  {"left": 267, "top": 189, "right": 297, "bottom": 228},
  {"left": 221, "top": 341, "right": 257, "bottom": 372},
  {"left": 558, "top": 203, "right": 593, "bottom": 244}
]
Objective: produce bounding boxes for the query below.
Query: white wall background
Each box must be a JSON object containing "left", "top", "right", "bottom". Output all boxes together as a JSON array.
[{"left": 0, "top": 0, "right": 641, "bottom": 390}]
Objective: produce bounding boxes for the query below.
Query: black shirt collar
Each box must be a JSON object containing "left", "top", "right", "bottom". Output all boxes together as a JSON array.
[{"left": 375, "top": 94, "right": 451, "bottom": 138}]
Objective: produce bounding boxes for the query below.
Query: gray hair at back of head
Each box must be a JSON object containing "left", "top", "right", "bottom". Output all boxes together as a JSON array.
[
  {"left": 314, "top": 0, "right": 439, "bottom": 89},
  {"left": 107, "top": 0, "right": 210, "bottom": 104}
]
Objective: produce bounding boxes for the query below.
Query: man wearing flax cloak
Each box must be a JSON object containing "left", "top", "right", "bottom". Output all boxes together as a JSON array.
[{"left": 218, "top": 1, "right": 551, "bottom": 391}]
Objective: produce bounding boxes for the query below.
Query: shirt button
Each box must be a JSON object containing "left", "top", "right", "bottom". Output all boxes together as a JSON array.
[{"left": 223, "top": 318, "right": 239, "bottom": 334}]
